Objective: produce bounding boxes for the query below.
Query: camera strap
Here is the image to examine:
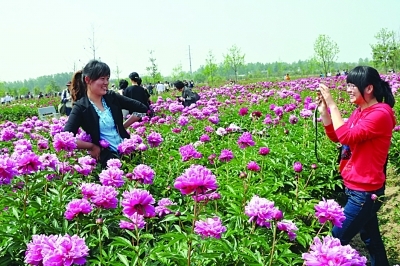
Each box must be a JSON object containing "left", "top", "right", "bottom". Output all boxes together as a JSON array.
[{"left": 313, "top": 107, "right": 320, "bottom": 162}]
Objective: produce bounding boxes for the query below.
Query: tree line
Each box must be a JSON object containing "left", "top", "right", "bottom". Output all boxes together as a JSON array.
[{"left": 0, "top": 27, "right": 398, "bottom": 97}]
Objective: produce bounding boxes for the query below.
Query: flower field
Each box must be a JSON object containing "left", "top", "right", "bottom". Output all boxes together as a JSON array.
[{"left": 1, "top": 75, "right": 400, "bottom": 265}]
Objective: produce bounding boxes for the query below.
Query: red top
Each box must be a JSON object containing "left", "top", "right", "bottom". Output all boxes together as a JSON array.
[{"left": 324, "top": 103, "right": 396, "bottom": 191}]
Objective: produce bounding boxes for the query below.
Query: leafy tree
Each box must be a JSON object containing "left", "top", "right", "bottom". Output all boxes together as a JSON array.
[
  {"left": 313, "top": 34, "right": 340, "bottom": 77},
  {"left": 371, "top": 28, "right": 399, "bottom": 72},
  {"left": 145, "top": 50, "right": 162, "bottom": 83},
  {"left": 170, "top": 63, "right": 186, "bottom": 81},
  {"left": 33, "top": 86, "right": 41, "bottom": 96},
  {"left": 19, "top": 87, "right": 30, "bottom": 97},
  {"left": 202, "top": 50, "right": 218, "bottom": 85},
  {"left": 223, "top": 45, "right": 245, "bottom": 82}
]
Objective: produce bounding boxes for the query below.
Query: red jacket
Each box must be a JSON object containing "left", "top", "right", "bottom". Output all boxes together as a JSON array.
[{"left": 324, "top": 103, "right": 396, "bottom": 191}]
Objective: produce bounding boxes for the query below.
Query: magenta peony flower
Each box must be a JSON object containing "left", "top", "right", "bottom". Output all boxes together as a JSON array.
[
  {"left": 117, "top": 136, "right": 142, "bottom": 155},
  {"left": 147, "top": 132, "right": 163, "bottom": 148},
  {"left": 91, "top": 185, "right": 118, "bottom": 209},
  {"left": 174, "top": 164, "right": 218, "bottom": 195},
  {"left": 219, "top": 149, "right": 234, "bottom": 163},
  {"left": 179, "top": 144, "right": 202, "bottom": 162},
  {"left": 208, "top": 115, "right": 219, "bottom": 124},
  {"left": 122, "top": 189, "right": 155, "bottom": 218},
  {"left": 177, "top": 116, "right": 189, "bottom": 126},
  {"left": 194, "top": 217, "right": 227, "bottom": 239},
  {"left": 99, "top": 139, "right": 110, "bottom": 148},
  {"left": 119, "top": 213, "right": 146, "bottom": 230},
  {"left": 24, "top": 234, "right": 48, "bottom": 265},
  {"left": 289, "top": 115, "right": 299, "bottom": 125},
  {"left": 199, "top": 134, "right": 210, "bottom": 142},
  {"left": 245, "top": 195, "right": 281, "bottom": 228},
  {"left": 0, "top": 154, "right": 18, "bottom": 185},
  {"left": 237, "top": 132, "right": 255, "bottom": 149},
  {"left": 53, "top": 131, "right": 77, "bottom": 152},
  {"left": 17, "top": 151, "right": 42, "bottom": 175},
  {"left": 238, "top": 107, "right": 248, "bottom": 116},
  {"left": 277, "top": 220, "right": 298, "bottom": 241},
  {"left": 302, "top": 236, "right": 367, "bottom": 265},
  {"left": 25, "top": 234, "right": 89, "bottom": 266},
  {"left": 259, "top": 147, "right": 270, "bottom": 156},
  {"left": 99, "top": 167, "right": 125, "bottom": 187},
  {"left": 37, "top": 139, "right": 49, "bottom": 150},
  {"left": 39, "top": 153, "right": 59, "bottom": 171},
  {"left": 106, "top": 158, "right": 122, "bottom": 168},
  {"left": 132, "top": 164, "right": 155, "bottom": 184},
  {"left": 80, "top": 183, "right": 101, "bottom": 200},
  {"left": 155, "top": 198, "right": 176, "bottom": 217},
  {"left": 293, "top": 162, "right": 303, "bottom": 173},
  {"left": 64, "top": 199, "right": 93, "bottom": 220},
  {"left": 247, "top": 161, "right": 261, "bottom": 172},
  {"left": 314, "top": 198, "right": 346, "bottom": 228}
]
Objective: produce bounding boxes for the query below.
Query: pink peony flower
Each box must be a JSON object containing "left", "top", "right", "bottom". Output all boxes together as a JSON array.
[
  {"left": 174, "top": 164, "right": 218, "bottom": 195},
  {"left": 302, "top": 236, "right": 367, "bottom": 265},
  {"left": 64, "top": 199, "right": 93, "bottom": 220},
  {"left": 314, "top": 198, "right": 346, "bottom": 228},
  {"left": 194, "top": 217, "right": 227, "bottom": 239},
  {"left": 132, "top": 164, "right": 155, "bottom": 184},
  {"left": 121, "top": 189, "right": 155, "bottom": 218}
]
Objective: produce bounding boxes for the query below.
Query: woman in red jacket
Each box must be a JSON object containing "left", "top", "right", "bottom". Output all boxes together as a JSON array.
[{"left": 317, "top": 66, "right": 395, "bottom": 266}]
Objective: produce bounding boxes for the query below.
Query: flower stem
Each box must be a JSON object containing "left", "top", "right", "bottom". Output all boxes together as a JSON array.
[{"left": 268, "top": 222, "right": 277, "bottom": 266}]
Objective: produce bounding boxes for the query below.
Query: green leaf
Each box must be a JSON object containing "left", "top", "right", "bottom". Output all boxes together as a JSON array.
[
  {"left": 102, "top": 226, "right": 109, "bottom": 239},
  {"left": 112, "top": 237, "right": 132, "bottom": 247},
  {"left": 117, "top": 254, "right": 130, "bottom": 266},
  {"left": 11, "top": 207, "right": 19, "bottom": 221}
]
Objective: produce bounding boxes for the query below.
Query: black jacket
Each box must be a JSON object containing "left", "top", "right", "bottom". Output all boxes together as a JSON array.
[
  {"left": 63, "top": 90, "right": 148, "bottom": 147},
  {"left": 124, "top": 85, "right": 150, "bottom": 109}
]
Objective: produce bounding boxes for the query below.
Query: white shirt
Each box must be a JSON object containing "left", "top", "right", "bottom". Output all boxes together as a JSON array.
[
  {"left": 156, "top": 83, "right": 165, "bottom": 92},
  {"left": 4, "top": 95, "right": 12, "bottom": 102}
]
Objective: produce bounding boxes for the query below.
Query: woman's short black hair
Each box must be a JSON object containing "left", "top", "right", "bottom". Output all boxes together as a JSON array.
[
  {"left": 347, "top": 66, "right": 395, "bottom": 107},
  {"left": 83, "top": 60, "right": 110, "bottom": 81},
  {"left": 129, "top": 72, "right": 140, "bottom": 82},
  {"left": 119, "top": 79, "right": 128, "bottom": 89},
  {"left": 174, "top": 80, "right": 185, "bottom": 90}
]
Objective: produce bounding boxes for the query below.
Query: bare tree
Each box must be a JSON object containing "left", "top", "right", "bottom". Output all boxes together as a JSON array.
[{"left": 84, "top": 25, "right": 99, "bottom": 60}]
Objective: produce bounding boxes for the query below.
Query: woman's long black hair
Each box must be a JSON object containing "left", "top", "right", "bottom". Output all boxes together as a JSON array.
[
  {"left": 346, "top": 66, "right": 395, "bottom": 108},
  {"left": 70, "top": 60, "right": 110, "bottom": 102}
]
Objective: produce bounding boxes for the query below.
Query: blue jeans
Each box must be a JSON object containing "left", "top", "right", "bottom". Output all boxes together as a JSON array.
[{"left": 332, "top": 186, "right": 389, "bottom": 266}]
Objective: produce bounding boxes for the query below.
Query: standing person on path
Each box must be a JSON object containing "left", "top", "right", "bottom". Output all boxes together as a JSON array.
[
  {"left": 63, "top": 60, "right": 148, "bottom": 168},
  {"left": 317, "top": 66, "right": 395, "bottom": 266}
]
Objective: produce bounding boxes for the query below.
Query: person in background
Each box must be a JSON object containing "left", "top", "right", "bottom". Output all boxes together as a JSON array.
[
  {"left": 63, "top": 60, "right": 148, "bottom": 168},
  {"left": 156, "top": 81, "right": 165, "bottom": 95},
  {"left": 118, "top": 79, "right": 129, "bottom": 118},
  {"left": 124, "top": 72, "right": 151, "bottom": 121},
  {"left": 118, "top": 79, "right": 128, "bottom": 95},
  {"left": 189, "top": 80, "right": 194, "bottom": 88},
  {"left": 317, "top": 66, "right": 395, "bottom": 266},
  {"left": 4, "top": 93, "right": 12, "bottom": 104},
  {"left": 174, "top": 80, "right": 200, "bottom": 107},
  {"left": 284, "top": 73, "right": 290, "bottom": 80},
  {"left": 38, "top": 92, "right": 44, "bottom": 99},
  {"left": 61, "top": 81, "right": 73, "bottom": 116},
  {"left": 146, "top": 83, "right": 154, "bottom": 95},
  {"left": 164, "top": 81, "right": 170, "bottom": 92}
]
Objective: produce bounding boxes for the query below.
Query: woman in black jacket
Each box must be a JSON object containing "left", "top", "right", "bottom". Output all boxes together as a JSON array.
[{"left": 63, "top": 60, "right": 148, "bottom": 167}]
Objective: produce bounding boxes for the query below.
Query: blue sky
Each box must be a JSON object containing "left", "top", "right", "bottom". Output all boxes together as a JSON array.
[{"left": 0, "top": 0, "right": 399, "bottom": 82}]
